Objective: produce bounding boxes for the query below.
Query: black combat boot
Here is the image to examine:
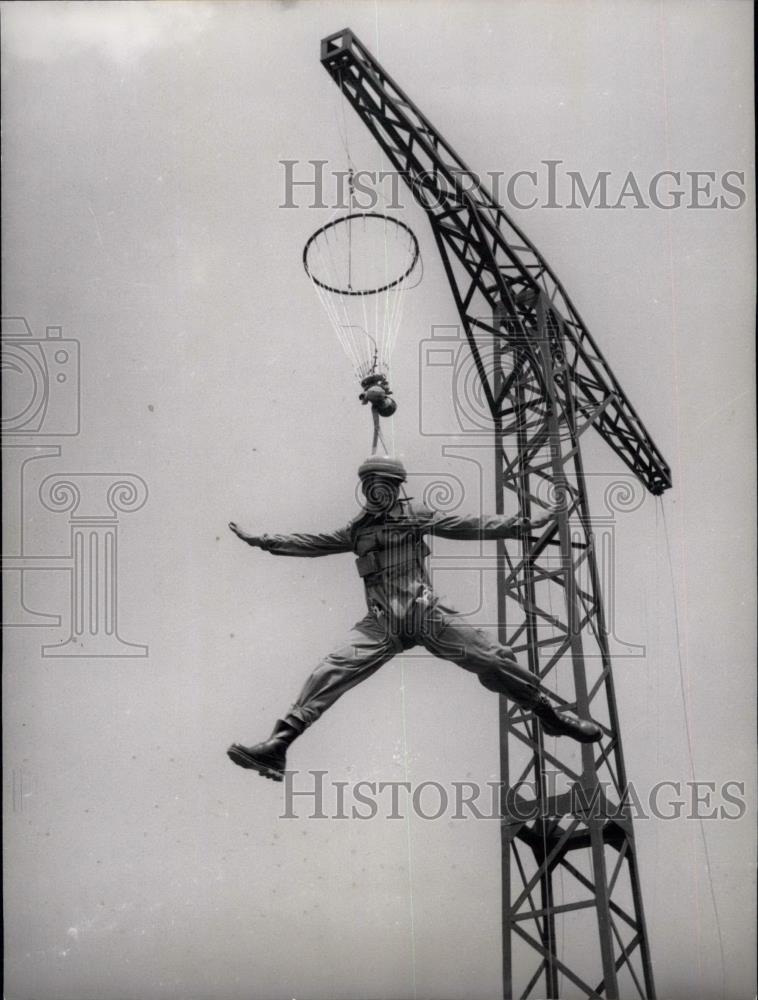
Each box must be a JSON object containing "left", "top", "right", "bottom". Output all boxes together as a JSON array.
[
  {"left": 532, "top": 694, "right": 602, "bottom": 744},
  {"left": 227, "top": 718, "right": 303, "bottom": 781}
]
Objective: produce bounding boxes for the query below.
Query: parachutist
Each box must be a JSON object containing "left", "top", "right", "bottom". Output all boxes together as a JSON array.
[{"left": 227, "top": 457, "right": 602, "bottom": 782}]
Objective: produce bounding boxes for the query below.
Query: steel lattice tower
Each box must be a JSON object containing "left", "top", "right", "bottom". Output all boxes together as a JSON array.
[{"left": 320, "top": 29, "right": 671, "bottom": 999}]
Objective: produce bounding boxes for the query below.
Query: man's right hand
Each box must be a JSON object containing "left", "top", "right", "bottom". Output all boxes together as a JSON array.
[{"left": 228, "top": 522, "right": 266, "bottom": 547}]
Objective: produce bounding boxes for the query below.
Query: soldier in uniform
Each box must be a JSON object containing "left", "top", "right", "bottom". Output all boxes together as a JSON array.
[{"left": 227, "top": 456, "right": 601, "bottom": 781}]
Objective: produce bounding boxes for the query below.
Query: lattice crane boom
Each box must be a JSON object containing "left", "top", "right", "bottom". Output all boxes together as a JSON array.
[{"left": 321, "top": 29, "right": 671, "bottom": 496}]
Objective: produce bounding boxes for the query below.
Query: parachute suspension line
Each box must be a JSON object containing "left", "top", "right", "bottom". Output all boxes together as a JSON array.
[
  {"left": 313, "top": 224, "right": 362, "bottom": 373},
  {"left": 304, "top": 72, "right": 422, "bottom": 456},
  {"left": 310, "top": 275, "right": 348, "bottom": 365},
  {"left": 388, "top": 224, "right": 404, "bottom": 352},
  {"left": 312, "top": 276, "right": 359, "bottom": 374},
  {"left": 387, "top": 230, "right": 411, "bottom": 355},
  {"left": 311, "top": 230, "right": 348, "bottom": 341},
  {"left": 659, "top": 497, "right": 727, "bottom": 1000}
]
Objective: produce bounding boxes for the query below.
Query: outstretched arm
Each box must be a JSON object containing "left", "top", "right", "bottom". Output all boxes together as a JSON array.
[
  {"left": 228, "top": 522, "right": 352, "bottom": 557},
  {"left": 424, "top": 510, "right": 554, "bottom": 541}
]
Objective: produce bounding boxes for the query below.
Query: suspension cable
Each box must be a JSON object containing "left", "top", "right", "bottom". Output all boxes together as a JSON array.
[{"left": 659, "top": 497, "right": 727, "bottom": 999}]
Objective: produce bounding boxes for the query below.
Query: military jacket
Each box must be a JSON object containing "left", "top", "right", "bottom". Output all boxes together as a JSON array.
[{"left": 259, "top": 501, "right": 528, "bottom": 626}]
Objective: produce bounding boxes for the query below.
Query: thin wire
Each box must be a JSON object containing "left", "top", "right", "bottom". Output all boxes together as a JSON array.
[
  {"left": 659, "top": 497, "right": 727, "bottom": 1000},
  {"left": 531, "top": 515, "right": 556, "bottom": 995},
  {"left": 311, "top": 276, "right": 356, "bottom": 370},
  {"left": 370, "top": 29, "right": 415, "bottom": 1000},
  {"left": 339, "top": 105, "right": 366, "bottom": 376},
  {"left": 373, "top": 16, "right": 415, "bottom": 997},
  {"left": 312, "top": 279, "right": 358, "bottom": 372},
  {"left": 336, "top": 71, "right": 357, "bottom": 180},
  {"left": 314, "top": 229, "right": 351, "bottom": 338},
  {"left": 374, "top": 225, "right": 381, "bottom": 372},
  {"left": 382, "top": 210, "right": 391, "bottom": 366},
  {"left": 358, "top": 216, "right": 371, "bottom": 365},
  {"left": 385, "top": 226, "right": 404, "bottom": 355},
  {"left": 318, "top": 228, "right": 358, "bottom": 360},
  {"left": 544, "top": 531, "right": 564, "bottom": 995},
  {"left": 373, "top": 11, "right": 395, "bottom": 457},
  {"left": 388, "top": 240, "right": 412, "bottom": 355},
  {"left": 312, "top": 275, "right": 350, "bottom": 361},
  {"left": 347, "top": 170, "right": 354, "bottom": 291}
]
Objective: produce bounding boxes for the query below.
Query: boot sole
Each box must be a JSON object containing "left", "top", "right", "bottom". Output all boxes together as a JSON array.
[
  {"left": 536, "top": 712, "right": 603, "bottom": 744},
  {"left": 226, "top": 744, "right": 285, "bottom": 781},
  {"left": 538, "top": 721, "right": 603, "bottom": 744},
  {"left": 541, "top": 727, "right": 602, "bottom": 744}
]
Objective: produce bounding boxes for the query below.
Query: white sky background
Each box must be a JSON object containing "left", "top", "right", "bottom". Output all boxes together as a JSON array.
[{"left": 1, "top": 2, "right": 755, "bottom": 999}]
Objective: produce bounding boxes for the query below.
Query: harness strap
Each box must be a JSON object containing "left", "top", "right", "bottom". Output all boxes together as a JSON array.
[{"left": 355, "top": 541, "right": 430, "bottom": 579}]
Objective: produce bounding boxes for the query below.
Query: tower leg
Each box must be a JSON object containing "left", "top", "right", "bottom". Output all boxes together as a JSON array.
[{"left": 495, "top": 299, "right": 655, "bottom": 999}]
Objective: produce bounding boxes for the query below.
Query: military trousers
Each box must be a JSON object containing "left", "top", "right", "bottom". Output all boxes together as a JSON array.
[{"left": 286, "top": 603, "right": 540, "bottom": 730}]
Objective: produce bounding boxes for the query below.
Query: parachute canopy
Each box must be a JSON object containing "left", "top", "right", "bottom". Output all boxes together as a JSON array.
[{"left": 303, "top": 211, "right": 421, "bottom": 383}]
